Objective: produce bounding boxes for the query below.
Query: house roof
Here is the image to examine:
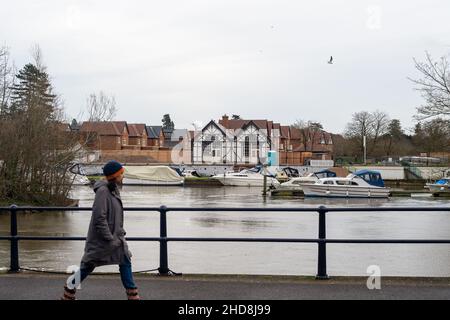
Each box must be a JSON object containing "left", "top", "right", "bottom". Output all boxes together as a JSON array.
[
  {"left": 280, "top": 126, "right": 290, "bottom": 138},
  {"left": 290, "top": 127, "right": 302, "bottom": 140},
  {"left": 128, "top": 124, "right": 147, "bottom": 137},
  {"left": 171, "top": 129, "right": 188, "bottom": 141},
  {"left": 80, "top": 121, "right": 128, "bottom": 136},
  {"left": 219, "top": 119, "right": 269, "bottom": 131},
  {"left": 202, "top": 120, "right": 227, "bottom": 136},
  {"left": 146, "top": 126, "right": 162, "bottom": 139}
]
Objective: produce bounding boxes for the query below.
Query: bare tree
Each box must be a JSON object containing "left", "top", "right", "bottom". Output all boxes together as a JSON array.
[
  {"left": 292, "top": 120, "right": 324, "bottom": 151},
  {"left": 0, "top": 46, "right": 15, "bottom": 114},
  {"left": 345, "top": 111, "right": 374, "bottom": 144},
  {"left": 86, "top": 91, "right": 117, "bottom": 121},
  {"left": 410, "top": 52, "right": 450, "bottom": 120},
  {"left": 31, "top": 44, "right": 45, "bottom": 72},
  {"left": 344, "top": 110, "right": 390, "bottom": 159},
  {"left": 369, "top": 110, "right": 390, "bottom": 154}
]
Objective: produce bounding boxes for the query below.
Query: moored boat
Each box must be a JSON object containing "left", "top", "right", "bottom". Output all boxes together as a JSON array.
[
  {"left": 123, "top": 165, "right": 184, "bottom": 186},
  {"left": 425, "top": 178, "right": 450, "bottom": 195},
  {"left": 277, "top": 169, "right": 337, "bottom": 191},
  {"left": 301, "top": 170, "right": 390, "bottom": 198},
  {"left": 212, "top": 166, "right": 280, "bottom": 187}
]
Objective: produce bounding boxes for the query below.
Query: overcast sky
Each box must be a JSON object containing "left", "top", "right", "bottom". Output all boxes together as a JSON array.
[{"left": 1, "top": 0, "right": 449, "bottom": 133}]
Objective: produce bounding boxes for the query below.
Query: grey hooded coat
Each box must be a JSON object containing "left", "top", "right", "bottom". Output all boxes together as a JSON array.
[{"left": 81, "top": 180, "right": 131, "bottom": 267}]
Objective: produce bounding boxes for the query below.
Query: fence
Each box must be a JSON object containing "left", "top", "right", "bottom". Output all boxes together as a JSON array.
[{"left": 1, "top": 205, "right": 449, "bottom": 278}]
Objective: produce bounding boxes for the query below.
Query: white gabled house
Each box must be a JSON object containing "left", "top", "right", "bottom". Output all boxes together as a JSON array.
[{"left": 192, "top": 119, "right": 276, "bottom": 165}]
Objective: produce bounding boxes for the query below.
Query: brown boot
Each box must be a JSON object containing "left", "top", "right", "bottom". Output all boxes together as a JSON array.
[
  {"left": 126, "top": 288, "right": 141, "bottom": 300},
  {"left": 61, "top": 285, "right": 77, "bottom": 300}
]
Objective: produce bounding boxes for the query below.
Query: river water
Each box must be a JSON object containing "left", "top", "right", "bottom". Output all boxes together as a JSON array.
[{"left": 1, "top": 185, "right": 449, "bottom": 277}]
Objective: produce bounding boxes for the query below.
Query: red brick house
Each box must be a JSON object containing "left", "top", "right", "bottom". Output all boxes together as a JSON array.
[
  {"left": 146, "top": 126, "right": 165, "bottom": 148},
  {"left": 127, "top": 123, "right": 148, "bottom": 148},
  {"left": 79, "top": 121, "right": 129, "bottom": 150}
]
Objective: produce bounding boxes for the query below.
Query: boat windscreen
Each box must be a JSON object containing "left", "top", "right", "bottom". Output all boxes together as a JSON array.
[{"left": 314, "top": 170, "right": 337, "bottom": 179}]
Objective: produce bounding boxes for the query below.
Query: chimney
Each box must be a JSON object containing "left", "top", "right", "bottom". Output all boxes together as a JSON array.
[{"left": 221, "top": 114, "right": 229, "bottom": 128}]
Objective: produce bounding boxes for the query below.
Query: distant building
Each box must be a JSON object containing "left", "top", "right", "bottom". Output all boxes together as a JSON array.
[
  {"left": 146, "top": 126, "right": 164, "bottom": 148},
  {"left": 192, "top": 115, "right": 334, "bottom": 165},
  {"left": 127, "top": 123, "right": 148, "bottom": 148},
  {"left": 79, "top": 121, "right": 129, "bottom": 150}
]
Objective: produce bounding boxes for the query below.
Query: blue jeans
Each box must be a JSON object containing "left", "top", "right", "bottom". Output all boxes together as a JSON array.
[{"left": 76, "top": 255, "right": 137, "bottom": 289}]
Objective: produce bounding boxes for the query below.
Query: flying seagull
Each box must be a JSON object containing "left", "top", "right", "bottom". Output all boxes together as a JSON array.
[{"left": 328, "top": 56, "right": 333, "bottom": 64}]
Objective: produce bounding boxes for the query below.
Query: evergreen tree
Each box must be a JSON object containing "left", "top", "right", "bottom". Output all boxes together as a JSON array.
[
  {"left": 388, "top": 119, "right": 403, "bottom": 138},
  {"left": 162, "top": 114, "right": 175, "bottom": 131},
  {"left": 9, "top": 63, "right": 56, "bottom": 116}
]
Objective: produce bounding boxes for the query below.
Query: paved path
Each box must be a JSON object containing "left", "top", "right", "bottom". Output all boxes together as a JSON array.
[{"left": 0, "top": 273, "right": 448, "bottom": 300}]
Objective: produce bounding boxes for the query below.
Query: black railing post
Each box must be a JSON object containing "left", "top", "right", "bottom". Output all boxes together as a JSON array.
[
  {"left": 9, "top": 204, "right": 20, "bottom": 273},
  {"left": 316, "top": 205, "right": 329, "bottom": 280},
  {"left": 158, "top": 205, "right": 170, "bottom": 275}
]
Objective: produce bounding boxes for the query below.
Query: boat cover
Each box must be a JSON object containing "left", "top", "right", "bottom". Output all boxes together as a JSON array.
[
  {"left": 124, "top": 166, "right": 183, "bottom": 182},
  {"left": 353, "top": 170, "right": 385, "bottom": 187}
]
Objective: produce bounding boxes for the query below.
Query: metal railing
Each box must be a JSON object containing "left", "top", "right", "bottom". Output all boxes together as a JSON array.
[{"left": 1, "top": 205, "right": 450, "bottom": 279}]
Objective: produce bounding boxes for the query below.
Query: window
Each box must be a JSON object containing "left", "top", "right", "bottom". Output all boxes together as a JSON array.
[
  {"left": 323, "top": 180, "right": 334, "bottom": 185},
  {"left": 244, "top": 136, "right": 250, "bottom": 157}
]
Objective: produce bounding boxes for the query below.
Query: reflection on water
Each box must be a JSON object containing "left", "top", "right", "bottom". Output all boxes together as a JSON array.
[{"left": 0, "top": 185, "right": 449, "bottom": 276}]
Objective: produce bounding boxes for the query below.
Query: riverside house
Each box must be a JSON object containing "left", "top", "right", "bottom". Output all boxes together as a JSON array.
[
  {"left": 127, "top": 123, "right": 148, "bottom": 149},
  {"left": 79, "top": 121, "right": 129, "bottom": 150},
  {"left": 192, "top": 115, "right": 334, "bottom": 165}
]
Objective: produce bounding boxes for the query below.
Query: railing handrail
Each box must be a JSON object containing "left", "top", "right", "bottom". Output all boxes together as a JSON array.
[
  {"left": 1, "top": 204, "right": 449, "bottom": 278},
  {"left": 1, "top": 206, "right": 450, "bottom": 212}
]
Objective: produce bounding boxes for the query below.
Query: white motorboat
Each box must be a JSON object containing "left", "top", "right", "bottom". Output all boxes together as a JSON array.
[
  {"left": 123, "top": 166, "right": 184, "bottom": 186},
  {"left": 301, "top": 170, "right": 390, "bottom": 198},
  {"left": 212, "top": 166, "right": 280, "bottom": 187},
  {"left": 425, "top": 178, "right": 450, "bottom": 195},
  {"left": 277, "top": 169, "right": 337, "bottom": 191}
]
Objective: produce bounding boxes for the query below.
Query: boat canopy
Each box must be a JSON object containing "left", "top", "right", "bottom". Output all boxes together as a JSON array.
[
  {"left": 435, "top": 178, "right": 450, "bottom": 185},
  {"left": 313, "top": 169, "right": 337, "bottom": 179},
  {"left": 245, "top": 165, "right": 276, "bottom": 177},
  {"left": 353, "top": 170, "right": 385, "bottom": 187},
  {"left": 124, "top": 166, "right": 182, "bottom": 182}
]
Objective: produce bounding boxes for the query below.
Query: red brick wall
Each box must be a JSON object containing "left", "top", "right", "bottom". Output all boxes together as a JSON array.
[
  {"left": 99, "top": 136, "right": 121, "bottom": 150},
  {"left": 279, "top": 151, "right": 309, "bottom": 165}
]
